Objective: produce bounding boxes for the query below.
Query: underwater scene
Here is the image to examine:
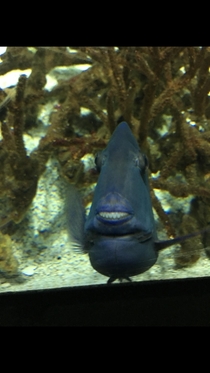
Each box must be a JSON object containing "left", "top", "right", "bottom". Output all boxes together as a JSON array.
[{"left": 1, "top": 46, "right": 210, "bottom": 292}]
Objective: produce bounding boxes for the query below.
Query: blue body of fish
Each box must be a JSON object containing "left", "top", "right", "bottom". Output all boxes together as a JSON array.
[{"left": 66, "top": 122, "right": 209, "bottom": 283}]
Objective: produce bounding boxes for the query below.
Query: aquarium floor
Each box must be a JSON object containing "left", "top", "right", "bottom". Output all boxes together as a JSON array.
[{"left": 1, "top": 243, "right": 210, "bottom": 293}]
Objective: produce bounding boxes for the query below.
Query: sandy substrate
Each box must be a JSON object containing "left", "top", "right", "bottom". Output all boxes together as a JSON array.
[{"left": 1, "top": 232, "right": 210, "bottom": 294}]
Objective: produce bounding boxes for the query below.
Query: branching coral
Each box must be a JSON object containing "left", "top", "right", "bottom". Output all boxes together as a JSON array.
[
  {"left": 1, "top": 46, "right": 210, "bottom": 268},
  {"left": 0, "top": 75, "right": 39, "bottom": 227},
  {"left": 0, "top": 232, "right": 19, "bottom": 276}
]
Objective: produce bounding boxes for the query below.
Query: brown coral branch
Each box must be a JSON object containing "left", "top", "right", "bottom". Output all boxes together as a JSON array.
[
  {"left": 159, "top": 143, "right": 182, "bottom": 180},
  {"left": 134, "top": 49, "right": 156, "bottom": 80},
  {"left": 150, "top": 186, "right": 176, "bottom": 238},
  {"left": 80, "top": 95, "right": 108, "bottom": 126},
  {"left": 139, "top": 79, "right": 157, "bottom": 146},
  {"left": 0, "top": 47, "right": 91, "bottom": 77},
  {"left": 106, "top": 88, "right": 117, "bottom": 133},
  {"left": 0, "top": 47, "right": 34, "bottom": 75},
  {"left": 152, "top": 177, "right": 210, "bottom": 199},
  {"left": 0, "top": 232, "right": 19, "bottom": 277},
  {"left": 160, "top": 47, "right": 185, "bottom": 63},
  {"left": 107, "top": 48, "right": 127, "bottom": 114},
  {"left": 12, "top": 74, "right": 27, "bottom": 158},
  {"left": 0, "top": 121, "right": 14, "bottom": 150},
  {"left": 175, "top": 215, "right": 202, "bottom": 266},
  {"left": 77, "top": 47, "right": 105, "bottom": 64},
  {"left": 123, "top": 80, "right": 138, "bottom": 125}
]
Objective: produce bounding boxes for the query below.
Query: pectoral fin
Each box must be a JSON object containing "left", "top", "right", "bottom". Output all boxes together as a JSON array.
[
  {"left": 155, "top": 225, "right": 210, "bottom": 251},
  {"left": 66, "top": 184, "right": 86, "bottom": 252}
]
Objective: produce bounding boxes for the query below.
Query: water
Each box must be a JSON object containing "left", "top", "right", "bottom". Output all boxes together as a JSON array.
[{"left": 0, "top": 46, "right": 210, "bottom": 293}]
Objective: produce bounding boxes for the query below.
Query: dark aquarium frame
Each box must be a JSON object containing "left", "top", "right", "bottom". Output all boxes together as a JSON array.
[{"left": 1, "top": 276, "right": 210, "bottom": 326}]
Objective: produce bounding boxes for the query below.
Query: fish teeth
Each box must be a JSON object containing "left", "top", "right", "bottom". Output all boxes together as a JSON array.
[{"left": 99, "top": 211, "right": 129, "bottom": 219}]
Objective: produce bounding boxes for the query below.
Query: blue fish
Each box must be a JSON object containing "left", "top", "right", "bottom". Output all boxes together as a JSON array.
[{"left": 66, "top": 122, "right": 209, "bottom": 283}]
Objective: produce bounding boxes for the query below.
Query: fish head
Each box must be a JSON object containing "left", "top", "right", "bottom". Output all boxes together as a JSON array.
[{"left": 85, "top": 122, "right": 155, "bottom": 239}]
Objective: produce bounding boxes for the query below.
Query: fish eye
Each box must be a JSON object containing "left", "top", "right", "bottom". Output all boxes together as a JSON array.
[
  {"left": 95, "top": 151, "right": 105, "bottom": 172},
  {"left": 143, "top": 154, "right": 149, "bottom": 168},
  {"left": 135, "top": 153, "right": 148, "bottom": 171}
]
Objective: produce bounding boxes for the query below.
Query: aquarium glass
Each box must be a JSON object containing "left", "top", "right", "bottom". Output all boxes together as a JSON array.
[{"left": 0, "top": 46, "right": 210, "bottom": 293}]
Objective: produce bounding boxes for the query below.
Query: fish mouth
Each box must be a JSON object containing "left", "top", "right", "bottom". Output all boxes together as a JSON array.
[{"left": 96, "top": 192, "right": 133, "bottom": 224}]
